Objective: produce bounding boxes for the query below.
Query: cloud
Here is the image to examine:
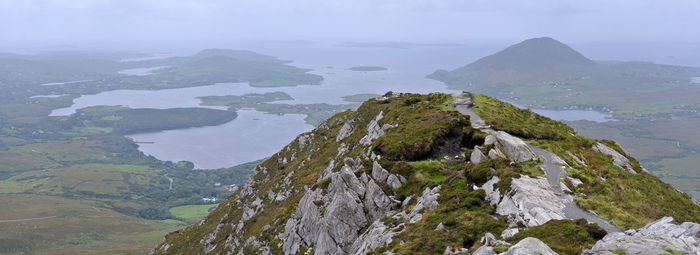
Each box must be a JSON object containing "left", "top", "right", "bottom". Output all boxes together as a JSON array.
[{"left": 0, "top": 0, "right": 698, "bottom": 46}]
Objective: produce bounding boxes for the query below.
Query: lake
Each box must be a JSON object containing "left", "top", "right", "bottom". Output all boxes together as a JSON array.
[
  {"left": 117, "top": 66, "right": 170, "bottom": 76},
  {"left": 692, "top": 77, "right": 700, "bottom": 83},
  {"left": 49, "top": 43, "right": 618, "bottom": 169},
  {"left": 127, "top": 110, "right": 312, "bottom": 169}
]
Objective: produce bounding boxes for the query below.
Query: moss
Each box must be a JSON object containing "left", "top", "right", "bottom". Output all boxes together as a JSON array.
[
  {"left": 613, "top": 249, "right": 627, "bottom": 255},
  {"left": 373, "top": 93, "right": 469, "bottom": 161},
  {"left": 509, "top": 219, "right": 605, "bottom": 255}
]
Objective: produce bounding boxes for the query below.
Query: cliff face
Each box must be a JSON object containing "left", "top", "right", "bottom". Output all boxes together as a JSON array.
[{"left": 152, "top": 92, "right": 700, "bottom": 255}]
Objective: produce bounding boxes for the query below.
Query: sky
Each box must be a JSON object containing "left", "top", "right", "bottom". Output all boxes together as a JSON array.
[{"left": 1, "top": 0, "right": 699, "bottom": 48}]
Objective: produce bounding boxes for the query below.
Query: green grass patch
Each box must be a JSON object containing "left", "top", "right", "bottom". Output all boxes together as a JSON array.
[{"left": 169, "top": 204, "right": 219, "bottom": 224}]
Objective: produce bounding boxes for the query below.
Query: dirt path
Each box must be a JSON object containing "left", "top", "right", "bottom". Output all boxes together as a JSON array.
[
  {"left": 0, "top": 215, "right": 57, "bottom": 223},
  {"left": 453, "top": 92, "right": 620, "bottom": 233}
]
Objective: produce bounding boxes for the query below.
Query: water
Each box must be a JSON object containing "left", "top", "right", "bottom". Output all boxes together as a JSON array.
[
  {"left": 692, "top": 77, "right": 700, "bottom": 84},
  {"left": 50, "top": 43, "right": 618, "bottom": 168},
  {"left": 507, "top": 101, "right": 615, "bottom": 123},
  {"left": 30, "top": 94, "right": 68, "bottom": 99},
  {"left": 126, "top": 110, "right": 312, "bottom": 169},
  {"left": 40, "top": 80, "right": 91, "bottom": 86},
  {"left": 117, "top": 66, "right": 170, "bottom": 76}
]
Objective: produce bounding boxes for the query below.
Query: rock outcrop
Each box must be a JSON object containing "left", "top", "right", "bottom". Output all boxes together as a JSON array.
[
  {"left": 483, "top": 175, "right": 572, "bottom": 228},
  {"left": 592, "top": 143, "right": 636, "bottom": 174},
  {"left": 474, "top": 237, "right": 558, "bottom": 255},
  {"left": 281, "top": 159, "right": 401, "bottom": 254},
  {"left": 585, "top": 217, "right": 700, "bottom": 255},
  {"left": 484, "top": 131, "right": 537, "bottom": 163}
]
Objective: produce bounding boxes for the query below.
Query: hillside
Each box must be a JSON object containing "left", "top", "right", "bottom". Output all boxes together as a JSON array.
[
  {"left": 464, "top": 37, "right": 596, "bottom": 71},
  {"left": 152, "top": 92, "right": 700, "bottom": 255}
]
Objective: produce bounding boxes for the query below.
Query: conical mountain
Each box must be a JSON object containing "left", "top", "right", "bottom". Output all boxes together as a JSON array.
[{"left": 467, "top": 37, "right": 596, "bottom": 71}]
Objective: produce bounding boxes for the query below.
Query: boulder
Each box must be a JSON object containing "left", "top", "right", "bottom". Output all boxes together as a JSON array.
[
  {"left": 501, "top": 237, "right": 558, "bottom": 255},
  {"left": 485, "top": 131, "right": 537, "bottom": 163},
  {"left": 471, "top": 146, "right": 488, "bottom": 164},
  {"left": 585, "top": 217, "right": 700, "bottom": 255}
]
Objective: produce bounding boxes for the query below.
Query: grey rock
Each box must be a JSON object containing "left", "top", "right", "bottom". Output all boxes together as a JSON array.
[
  {"left": 360, "top": 111, "right": 398, "bottom": 145},
  {"left": 435, "top": 222, "right": 445, "bottom": 231},
  {"left": 484, "top": 175, "right": 571, "bottom": 228},
  {"left": 592, "top": 143, "right": 636, "bottom": 174},
  {"left": 585, "top": 217, "right": 700, "bottom": 255},
  {"left": 386, "top": 174, "right": 403, "bottom": 189},
  {"left": 471, "top": 146, "right": 488, "bottom": 164},
  {"left": 500, "top": 228, "right": 520, "bottom": 239},
  {"left": 372, "top": 161, "right": 390, "bottom": 183},
  {"left": 488, "top": 148, "right": 506, "bottom": 160},
  {"left": 363, "top": 180, "right": 400, "bottom": 222},
  {"left": 350, "top": 220, "right": 402, "bottom": 254},
  {"left": 567, "top": 177, "right": 583, "bottom": 187},
  {"left": 485, "top": 131, "right": 537, "bottom": 163},
  {"left": 336, "top": 120, "right": 355, "bottom": 142},
  {"left": 282, "top": 158, "right": 402, "bottom": 255},
  {"left": 472, "top": 246, "right": 497, "bottom": 255},
  {"left": 566, "top": 151, "right": 587, "bottom": 166},
  {"left": 482, "top": 177, "right": 501, "bottom": 206},
  {"left": 444, "top": 246, "right": 470, "bottom": 254},
  {"left": 501, "top": 237, "right": 558, "bottom": 255},
  {"left": 480, "top": 233, "right": 497, "bottom": 246},
  {"left": 393, "top": 186, "right": 441, "bottom": 224}
]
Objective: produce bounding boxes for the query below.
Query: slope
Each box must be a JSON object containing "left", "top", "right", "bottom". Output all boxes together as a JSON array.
[{"left": 152, "top": 92, "right": 700, "bottom": 255}]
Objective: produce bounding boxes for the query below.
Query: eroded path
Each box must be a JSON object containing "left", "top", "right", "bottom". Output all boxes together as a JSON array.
[{"left": 453, "top": 93, "right": 620, "bottom": 233}]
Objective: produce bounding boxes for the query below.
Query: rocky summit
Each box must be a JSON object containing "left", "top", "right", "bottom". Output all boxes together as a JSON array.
[{"left": 151, "top": 92, "right": 700, "bottom": 255}]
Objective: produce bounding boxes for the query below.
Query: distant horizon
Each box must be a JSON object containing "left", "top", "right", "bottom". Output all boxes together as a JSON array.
[{"left": 3, "top": 38, "right": 700, "bottom": 68}]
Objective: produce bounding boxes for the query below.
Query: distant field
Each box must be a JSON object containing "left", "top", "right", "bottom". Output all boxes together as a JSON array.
[
  {"left": 0, "top": 194, "right": 179, "bottom": 254},
  {"left": 170, "top": 204, "right": 219, "bottom": 224}
]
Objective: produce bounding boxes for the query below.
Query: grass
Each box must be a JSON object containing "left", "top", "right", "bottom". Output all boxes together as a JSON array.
[
  {"left": 374, "top": 93, "right": 469, "bottom": 160},
  {"left": 472, "top": 93, "right": 574, "bottom": 140},
  {"left": 0, "top": 194, "right": 178, "bottom": 255},
  {"left": 169, "top": 204, "right": 219, "bottom": 224}
]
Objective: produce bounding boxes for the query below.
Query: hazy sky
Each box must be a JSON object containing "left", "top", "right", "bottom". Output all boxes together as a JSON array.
[{"left": 1, "top": 0, "right": 699, "bottom": 47}]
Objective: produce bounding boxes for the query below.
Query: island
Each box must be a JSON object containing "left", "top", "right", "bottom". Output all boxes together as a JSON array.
[{"left": 347, "top": 66, "right": 388, "bottom": 72}]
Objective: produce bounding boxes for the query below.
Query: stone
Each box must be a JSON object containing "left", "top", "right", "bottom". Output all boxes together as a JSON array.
[
  {"left": 585, "top": 217, "right": 700, "bottom": 255},
  {"left": 480, "top": 232, "right": 497, "bottom": 246},
  {"left": 360, "top": 111, "right": 398, "bottom": 145},
  {"left": 472, "top": 246, "right": 497, "bottom": 255},
  {"left": 336, "top": 120, "right": 355, "bottom": 142},
  {"left": 566, "top": 151, "right": 587, "bottom": 166},
  {"left": 435, "top": 222, "right": 445, "bottom": 231},
  {"left": 501, "top": 237, "right": 558, "bottom": 255},
  {"left": 471, "top": 146, "right": 488, "bottom": 164},
  {"left": 488, "top": 148, "right": 506, "bottom": 160},
  {"left": 371, "top": 161, "right": 390, "bottom": 183},
  {"left": 485, "top": 131, "right": 538, "bottom": 163},
  {"left": 592, "top": 143, "right": 636, "bottom": 174},
  {"left": 484, "top": 175, "right": 571, "bottom": 228},
  {"left": 501, "top": 228, "right": 520, "bottom": 239},
  {"left": 386, "top": 174, "right": 403, "bottom": 189},
  {"left": 350, "top": 220, "right": 402, "bottom": 254}
]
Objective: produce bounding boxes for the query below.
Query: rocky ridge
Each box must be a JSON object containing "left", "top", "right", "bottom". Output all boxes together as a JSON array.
[{"left": 152, "top": 92, "right": 699, "bottom": 255}]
